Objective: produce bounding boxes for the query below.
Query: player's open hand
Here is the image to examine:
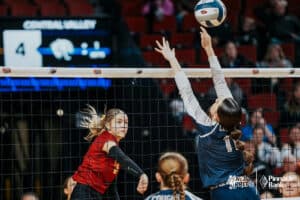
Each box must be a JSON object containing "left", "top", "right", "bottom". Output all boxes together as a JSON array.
[
  {"left": 155, "top": 37, "right": 175, "bottom": 61},
  {"left": 200, "top": 26, "right": 212, "bottom": 51},
  {"left": 137, "top": 173, "right": 148, "bottom": 194}
]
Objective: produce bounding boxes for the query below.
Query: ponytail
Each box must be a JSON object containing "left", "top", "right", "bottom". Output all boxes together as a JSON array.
[
  {"left": 229, "top": 129, "right": 254, "bottom": 176},
  {"left": 79, "top": 105, "right": 106, "bottom": 141},
  {"left": 79, "top": 105, "right": 125, "bottom": 142},
  {"left": 168, "top": 172, "right": 185, "bottom": 200}
]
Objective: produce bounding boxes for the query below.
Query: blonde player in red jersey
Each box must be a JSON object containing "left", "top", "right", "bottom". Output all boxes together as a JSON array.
[{"left": 71, "top": 106, "right": 148, "bottom": 200}]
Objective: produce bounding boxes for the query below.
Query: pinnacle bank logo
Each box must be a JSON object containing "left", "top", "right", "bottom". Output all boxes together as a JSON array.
[{"left": 259, "top": 175, "right": 281, "bottom": 189}]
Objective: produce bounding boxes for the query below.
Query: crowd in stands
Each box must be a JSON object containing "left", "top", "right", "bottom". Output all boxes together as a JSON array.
[{"left": 121, "top": 0, "right": 300, "bottom": 198}]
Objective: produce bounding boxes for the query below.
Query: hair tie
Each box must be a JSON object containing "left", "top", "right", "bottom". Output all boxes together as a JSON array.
[{"left": 169, "top": 169, "right": 176, "bottom": 176}]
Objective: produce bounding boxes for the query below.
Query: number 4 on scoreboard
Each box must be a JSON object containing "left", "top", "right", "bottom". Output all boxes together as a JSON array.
[
  {"left": 3, "top": 30, "right": 42, "bottom": 67},
  {"left": 16, "top": 42, "right": 25, "bottom": 56}
]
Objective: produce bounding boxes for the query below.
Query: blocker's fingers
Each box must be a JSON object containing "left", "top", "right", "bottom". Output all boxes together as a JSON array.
[
  {"left": 166, "top": 40, "right": 170, "bottom": 48},
  {"left": 154, "top": 47, "right": 162, "bottom": 53},
  {"left": 162, "top": 37, "right": 166, "bottom": 46},
  {"left": 200, "top": 26, "right": 207, "bottom": 33},
  {"left": 155, "top": 40, "right": 163, "bottom": 49}
]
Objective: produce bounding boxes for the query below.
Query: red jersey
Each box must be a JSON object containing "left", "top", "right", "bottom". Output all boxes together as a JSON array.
[{"left": 73, "top": 131, "right": 120, "bottom": 194}]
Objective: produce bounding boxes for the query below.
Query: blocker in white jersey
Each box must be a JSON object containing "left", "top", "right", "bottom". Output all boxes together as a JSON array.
[{"left": 194, "top": 0, "right": 227, "bottom": 27}]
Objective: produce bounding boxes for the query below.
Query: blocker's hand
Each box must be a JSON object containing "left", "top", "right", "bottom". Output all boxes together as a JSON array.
[
  {"left": 155, "top": 37, "right": 175, "bottom": 62},
  {"left": 200, "top": 26, "right": 213, "bottom": 51}
]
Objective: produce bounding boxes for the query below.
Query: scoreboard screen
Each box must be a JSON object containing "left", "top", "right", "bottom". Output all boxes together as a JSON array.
[{"left": 0, "top": 17, "right": 114, "bottom": 67}]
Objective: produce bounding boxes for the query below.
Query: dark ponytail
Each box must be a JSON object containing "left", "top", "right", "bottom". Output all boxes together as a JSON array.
[{"left": 217, "top": 98, "right": 254, "bottom": 176}]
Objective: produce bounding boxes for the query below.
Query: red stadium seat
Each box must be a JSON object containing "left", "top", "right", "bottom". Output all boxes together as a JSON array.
[
  {"left": 281, "top": 43, "right": 295, "bottom": 63},
  {"left": 222, "top": 0, "right": 241, "bottom": 12},
  {"left": 248, "top": 93, "right": 277, "bottom": 110},
  {"left": 10, "top": 3, "right": 38, "bottom": 16},
  {"left": 245, "top": 0, "right": 267, "bottom": 11},
  {"left": 234, "top": 78, "right": 252, "bottom": 97},
  {"left": 279, "top": 128, "right": 289, "bottom": 144},
  {"left": 159, "top": 79, "right": 177, "bottom": 97},
  {"left": 0, "top": 4, "right": 8, "bottom": 16},
  {"left": 226, "top": 11, "right": 240, "bottom": 33},
  {"left": 264, "top": 111, "right": 280, "bottom": 128},
  {"left": 237, "top": 45, "right": 257, "bottom": 64},
  {"left": 139, "top": 34, "right": 163, "bottom": 50},
  {"left": 125, "top": 17, "right": 147, "bottom": 33},
  {"left": 34, "top": 0, "right": 60, "bottom": 5},
  {"left": 182, "top": 114, "right": 196, "bottom": 132},
  {"left": 191, "top": 78, "right": 213, "bottom": 94},
  {"left": 142, "top": 51, "right": 167, "bottom": 67},
  {"left": 182, "top": 13, "right": 199, "bottom": 32},
  {"left": 121, "top": 2, "right": 142, "bottom": 16},
  {"left": 4, "top": 0, "right": 29, "bottom": 5},
  {"left": 67, "top": 2, "right": 94, "bottom": 16},
  {"left": 176, "top": 49, "right": 196, "bottom": 66},
  {"left": 279, "top": 78, "right": 293, "bottom": 93},
  {"left": 40, "top": 3, "right": 66, "bottom": 17},
  {"left": 64, "top": 0, "right": 89, "bottom": 5},
  {"left": 170, "top": 32, "right": 195, "bottom": 48},
  {"left": 153, "top": 16, "right": 177, "bottom": 33}
]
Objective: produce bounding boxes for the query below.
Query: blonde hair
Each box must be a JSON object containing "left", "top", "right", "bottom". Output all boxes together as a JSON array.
[
  {"left": 264, "top": 43, "right": 286, "bottom": 62},
  {"left": 79, "top": 105, "right": 125, "bottom": 141},
  {"left": 158, "top": 152, "right": 188, "bottom": 200}
]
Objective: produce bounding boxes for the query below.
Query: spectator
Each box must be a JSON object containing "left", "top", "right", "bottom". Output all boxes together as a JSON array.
[
  {"left": 274, "top": 154, "right": 300, "bottom": 176},
  {"left": 206, "top": 77, "right": 244, "bottom": 106},
  {"left": 236, "top": 14, "right": 259, "bottom": 46},
  {"left": 260, "top": 0, "right": 300, "bottom": 42},
  {"left": 279, "top": 172, "right": 300, "bottom": 198},
  {"left": 280, "top": 82, "right": 300, "bottom": 127},
  {"left": 252, "top": 126, "right": 281, "bottom": 168},
  {"left": 21, "top": 192, "right": 39, "bottom": 200},
  {"left": 241, "top": 108, "right": 276, "bottom": 145},
  {"left": 219, "top": 41, "right": 253, "bottom": 68},
  {"left": 257, "top": 43, "right": 293, "bottom": 68},
  {"left": 142, "top": 0, "right": 174, "bottom": 32},
  {"left": 281, "top": 125, "right": 300, "bottom": 160},
  {"left": 255, "top": 43, "right": 293, "bottom": 95}
]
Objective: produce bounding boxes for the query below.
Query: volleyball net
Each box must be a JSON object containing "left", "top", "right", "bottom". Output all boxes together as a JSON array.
[{"left": 0, "top": 67, "right": 299, "bottom": 200}]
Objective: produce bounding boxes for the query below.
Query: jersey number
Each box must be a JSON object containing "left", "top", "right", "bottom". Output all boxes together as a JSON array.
[{"left": 223, "top": 136, "right": 238, "bottom": 152}]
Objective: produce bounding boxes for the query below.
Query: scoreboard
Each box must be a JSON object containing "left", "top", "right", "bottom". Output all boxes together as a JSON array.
[{"left": 0, "top": 17, "right": 114, "bottom": 67}]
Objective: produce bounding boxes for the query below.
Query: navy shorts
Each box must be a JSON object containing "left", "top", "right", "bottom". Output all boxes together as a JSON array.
[{"left": 71, "top": 183, "right": 103, "bottom": 200}]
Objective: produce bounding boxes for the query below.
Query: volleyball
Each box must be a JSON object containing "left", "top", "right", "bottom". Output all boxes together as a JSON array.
[{"left": 194, "top": 0, "right": 227, "bottom": 28}]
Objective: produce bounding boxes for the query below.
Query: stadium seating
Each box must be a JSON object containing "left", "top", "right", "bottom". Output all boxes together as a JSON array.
[
  {"left": 40, "top": 2, "right": 67, "bottom": 17},
  {"left": 125, "top": 17, "right": 147, "bottom": 34},
  {"left": 170, "top": 32, "right": 195, "bottom": 48},
  {"left": 247, "top": 93, "right": 277, "bottom": 110},
  {"left": 66, "top": 2, "right": 94, "bottom": 16},
  {"left": 10, "top": 3, "right": 38, "bottom": 16},
  {"left": 153, "top": 16, "right": 177, "bottom": 33},
  {"left": 0, "top": 4, "right": 8, "bottom": 16}
]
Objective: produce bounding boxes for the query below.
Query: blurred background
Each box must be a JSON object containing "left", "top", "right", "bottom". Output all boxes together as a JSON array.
[{"left": 0, "top": 0, "right": 300, "bottom": 199}]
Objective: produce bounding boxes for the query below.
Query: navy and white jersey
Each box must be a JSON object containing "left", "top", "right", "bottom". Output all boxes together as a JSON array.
[
  {"left": 174, "top": 56, "right": 244, "bottom": 188},
  {"left": 145, "top": 189, "right": 202, "bottom": 200}
]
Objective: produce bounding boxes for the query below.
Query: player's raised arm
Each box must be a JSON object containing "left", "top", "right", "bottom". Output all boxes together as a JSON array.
[
  {"left": 155, "top": 37, "right": 213, "bottom": 126},
  {"left": 200, "top": 27, "right": 232, "bottom": 99}
]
